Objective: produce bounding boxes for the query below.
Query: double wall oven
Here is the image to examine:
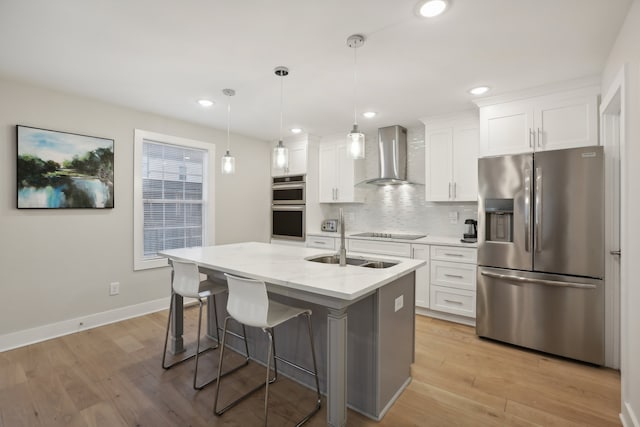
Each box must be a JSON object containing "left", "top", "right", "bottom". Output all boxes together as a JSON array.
[{"left": 271, "top": 175, "right": 305, "bottom": 241}]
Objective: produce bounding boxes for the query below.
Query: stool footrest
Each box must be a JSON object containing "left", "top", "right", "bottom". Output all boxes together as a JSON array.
[
  {"left": 214, "top": 369, "right": 277, "bottom": 415},
  {"left": 194, "top": 356, "right": 250, "bottom": 390},
  {"left": 162, "top": 343, "right": 217, "bottom": 370},
  {"left": 274, "top": 355, "right": 317, "bottom": 377}
]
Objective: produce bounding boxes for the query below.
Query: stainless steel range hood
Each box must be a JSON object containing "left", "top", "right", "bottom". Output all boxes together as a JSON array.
[{"left": 366, "top": 125, "right": 410, "bottom": 185}]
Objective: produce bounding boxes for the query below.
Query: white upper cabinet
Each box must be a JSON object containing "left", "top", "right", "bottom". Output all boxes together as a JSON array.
[
  {"left": 476, "top": 85, "right": 599, "bottom": 157},
  {"left": 422, "top": 111, "right": 479, "bottom": 202},
  {"left": 271, "top": 138, "right": 308, "bottom": 177},
  {"left": 318, "top": 136, "right": 365, "bottom": 203}
]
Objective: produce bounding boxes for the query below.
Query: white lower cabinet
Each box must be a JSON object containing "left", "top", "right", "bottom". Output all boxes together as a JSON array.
[
  {"left": 347, "top": 238, "right": 411, "bottom": 257},
  {"left": 306, "top": 235, "right": 336, "bottom": 250},
  {"left": 411, "top": 244, "right": 430, "bottom": 309},
  {"left": 430, "top": 286, "right": 475, "bottom": 317},
  {"left": 428, "top": 245, "right": 477, "bottom": 319}
]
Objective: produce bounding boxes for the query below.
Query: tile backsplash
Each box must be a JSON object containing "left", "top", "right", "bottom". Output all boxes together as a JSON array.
[{"left": 319, "top": 126, "right": 478, "bottom": 238}]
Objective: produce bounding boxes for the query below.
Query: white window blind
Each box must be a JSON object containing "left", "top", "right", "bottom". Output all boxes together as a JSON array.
[
  {"left": 142, "top": 141, "right": 206, "bottom": 258},
  {"left": 133, "top": 129, "right": 215, "bottom": 270}
]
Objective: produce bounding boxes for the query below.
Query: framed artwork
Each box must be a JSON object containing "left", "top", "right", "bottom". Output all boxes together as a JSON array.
[{"left": 17, "top": 125, "right": 114, "bottom": 209}]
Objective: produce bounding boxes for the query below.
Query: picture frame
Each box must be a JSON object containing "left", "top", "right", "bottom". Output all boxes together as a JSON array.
[{"left": 17, "top": 125, "right": 114, "bottom": 209}]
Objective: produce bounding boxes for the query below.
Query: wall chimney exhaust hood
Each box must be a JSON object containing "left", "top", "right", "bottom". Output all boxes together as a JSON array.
[{"left": 366, "top": 125, "right": 413, "bottom": 185}]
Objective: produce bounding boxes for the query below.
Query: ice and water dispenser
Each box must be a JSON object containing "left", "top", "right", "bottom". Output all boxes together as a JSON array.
[{"left": 484, "top": 199, "right": 513, "bottom": 243}]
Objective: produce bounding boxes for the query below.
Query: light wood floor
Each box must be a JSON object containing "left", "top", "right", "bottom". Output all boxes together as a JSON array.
[{"left": 0, "top": 307, "right": 620, "bottom": 426}]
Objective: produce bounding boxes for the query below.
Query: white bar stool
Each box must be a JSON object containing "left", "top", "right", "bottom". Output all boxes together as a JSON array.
[
  {"left": 214, "top": 273, "right": 322, "bottom": 426},
  {"left": 161, "top": 260, "right": 250, "bottom": 390}
]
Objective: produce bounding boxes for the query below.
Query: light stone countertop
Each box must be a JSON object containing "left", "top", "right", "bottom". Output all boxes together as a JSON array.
[
  {"left": 307, "top": 231, "right": 478, "bottom": 248},
  {"left": 160, "top": 241, "right": 425, "bottom": 301}
]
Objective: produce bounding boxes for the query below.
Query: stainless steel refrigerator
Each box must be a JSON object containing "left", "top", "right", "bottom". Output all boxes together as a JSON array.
[{"left": 476, "top": 146, "right": 604, "bottom": 365}]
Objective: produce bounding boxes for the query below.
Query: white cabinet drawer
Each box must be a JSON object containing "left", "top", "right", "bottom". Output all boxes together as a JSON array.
[
  {"left": 430, "top": 260, "right": 476, "bottom": 291},
  {"left": 430, "top": 245, "right": 477, "bottom": 263},
  {"left": 306, "top": 236, "right": 336, "bottom": 250},
  {"left": 430, "top": 285, "right": 476, "bottom": 317},
  {"left": 347, "top": 239, "right": 411, "bottom": 258}
]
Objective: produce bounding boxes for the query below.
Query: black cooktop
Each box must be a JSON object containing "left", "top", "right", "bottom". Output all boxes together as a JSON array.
[{"left": 350, "top": 232, "right": 427, "bottom": 240}]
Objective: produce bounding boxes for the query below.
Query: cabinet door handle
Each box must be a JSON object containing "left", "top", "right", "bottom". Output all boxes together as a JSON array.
[
  {"left": 444, "top": 274, "right": 464, "bottom": 279},
  {"left": 336, "top": 188, "right": 339, "bottom": 200},
  {"left": 529, "top": 129, "right": 534, "bottom": 148},
  {"left": 448, "top": 183, "right": 452, "bottom": 199},
  {"left": 313, "top": 241, "right": 326, "bottom": 245},
  {"left": 444, "top": 299, "right": 463, "bottom": 305},
  {"left": 453, "top": 182, "right": 457, "bottom": 199},
  {"left": 537, "top": 128, "right": 542, "bottom": 148},
  {"left": 444, "top": 253, "right": 464, "bottom": 257}
]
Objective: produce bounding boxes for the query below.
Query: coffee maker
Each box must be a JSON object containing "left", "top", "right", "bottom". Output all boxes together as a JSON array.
[{"left": 461, "top": 219, "right": 477, "bottom": 243}]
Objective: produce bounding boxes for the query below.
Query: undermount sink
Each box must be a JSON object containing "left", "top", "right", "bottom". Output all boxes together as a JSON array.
[{"left": 306, "top": 255, "right": 398, "bottom": 269}]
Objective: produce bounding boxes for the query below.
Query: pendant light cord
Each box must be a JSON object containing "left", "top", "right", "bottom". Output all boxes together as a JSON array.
[
  {"left": 279, "top": 73, "right": 284, "bottom": 142},
  {"left": 226, "top": 99, "right": 231, "bottom": 152},
  {"left": 353, "top": 44, "right": 358, "bottom": 126}
]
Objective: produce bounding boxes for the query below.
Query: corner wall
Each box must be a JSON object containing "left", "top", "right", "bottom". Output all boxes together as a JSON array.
[
  {"left": 601, "top": 1, "right": 640, "bottom": 425},
  {"left": 0, "top": 77, "right": 271, "bottom": 347}
]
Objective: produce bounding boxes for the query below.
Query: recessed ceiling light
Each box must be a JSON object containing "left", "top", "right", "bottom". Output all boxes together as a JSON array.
[
  {"left": 197, "top": 99, "right": 214, "bottom": 107},
  {"left": 469, "top": 86, "right": 490, "bottom": 96},
  {"left": 290, "top": 127, "right": 303, "bottom": 134},
  {"left": 363, "top": 111, "right": 377, "bottom": 119},
  {"left": 417, "top": 0, "right": 448, "bottom": 18}
]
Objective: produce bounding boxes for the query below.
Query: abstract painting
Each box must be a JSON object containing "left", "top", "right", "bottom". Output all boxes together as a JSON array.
[{"left": 17, "top": 125, "right": 114, "bottom": 209}]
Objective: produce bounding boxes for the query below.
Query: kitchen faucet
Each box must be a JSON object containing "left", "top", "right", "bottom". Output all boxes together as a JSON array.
[{"left": 338, "top": 208, "right": 347, "bottom": 267}]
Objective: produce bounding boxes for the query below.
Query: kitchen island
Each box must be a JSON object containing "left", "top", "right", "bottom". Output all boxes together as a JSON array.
[{"left": 160, "top": 242, "right": 425, "bottom": 427}]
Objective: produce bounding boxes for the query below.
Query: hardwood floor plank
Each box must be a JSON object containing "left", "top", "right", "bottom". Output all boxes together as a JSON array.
[
  {"left": 0, "top": 382, "right": 42, "bottom": 427},
  {"left": 0, "top": 311, "right": 620, "bottom": 426},
  {"left": 80, "top": 401, "right": 128, "bottom": 427},
  {"left": 0, "top": 361, "right": 27, "bottom": 390}
]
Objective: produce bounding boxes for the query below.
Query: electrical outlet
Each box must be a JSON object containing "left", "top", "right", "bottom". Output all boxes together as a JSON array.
[
  {"left": 394, "top": 295, "right": 404, "bottom": 312},
  {"left": 448, "top": 211, "right": 459, "bottom": 224},
  {"left": 109, "top": 282, "right": 120, "bottom": 296}
]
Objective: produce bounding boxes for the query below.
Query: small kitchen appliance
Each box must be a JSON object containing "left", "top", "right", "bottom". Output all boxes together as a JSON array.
[
  {"left": 461, "top": 219, "right": 477, "bottom": 243},
  {"left": 321, "top": 219, "right": 338, "bottom": 232}
]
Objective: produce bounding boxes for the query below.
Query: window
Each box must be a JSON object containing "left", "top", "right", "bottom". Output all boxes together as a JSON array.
[{"left": 134, "top": 129, "right": 215, "bottom": 270}]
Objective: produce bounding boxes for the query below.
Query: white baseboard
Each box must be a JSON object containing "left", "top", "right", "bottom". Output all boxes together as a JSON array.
[
  {"left": 0, "top": 297, "right": 171, "bottom": 353},
  {"left": 415, "top": 306, "right": 476, "bottom": 327},
  {"left": 621, "top": 401, "right": 639, "bottom": 427}
]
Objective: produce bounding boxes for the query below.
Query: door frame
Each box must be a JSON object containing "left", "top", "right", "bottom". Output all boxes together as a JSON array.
[{"left": 600, "top": 65, "right": 627, "bottom": 369}]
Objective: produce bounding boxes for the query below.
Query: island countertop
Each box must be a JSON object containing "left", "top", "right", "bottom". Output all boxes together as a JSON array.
[{"left": 160, "top": 241, "right": 425, "bottom": 301}]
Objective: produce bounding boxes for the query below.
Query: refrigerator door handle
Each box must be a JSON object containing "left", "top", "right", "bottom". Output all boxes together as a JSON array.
[
  {"left": 535, "top": 167, "right": 542, "bottom": 252},
  {"left": 480, "top": 271, "right": 597, "bottom": 289},
  {"left": 537, "top": 128, "right": 542, "bottom": 148},
  {"left": 524, "top": 169, "right": 531, "bottom": 252}
]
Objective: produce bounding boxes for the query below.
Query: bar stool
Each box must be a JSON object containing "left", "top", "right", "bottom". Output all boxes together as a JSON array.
[
  {"left": 214, "top": 273, "right": 322, "bottom": 426},
  {"left": 161, "top": 260, "right": 250, "bottom": 390}
]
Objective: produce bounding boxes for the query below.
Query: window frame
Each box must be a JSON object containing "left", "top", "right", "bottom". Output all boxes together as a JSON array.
[{"left": 133, "top": 129, "right": 215, "bottom": 271}]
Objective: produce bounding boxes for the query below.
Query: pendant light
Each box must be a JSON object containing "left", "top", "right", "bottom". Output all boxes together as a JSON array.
[
  {"left": 273, "top": 66, "right": 290, "bottom": 170},
  {"left": 221, "top": 88, "right": 236, "bottom": 175},
  {"left": 347, "top": 34, "right": 366, "bottom": 160}
]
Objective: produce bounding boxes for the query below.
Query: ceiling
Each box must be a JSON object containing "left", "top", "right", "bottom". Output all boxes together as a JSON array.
[{"left": 0, "top": 0, "right": 632, "bottom": 142}]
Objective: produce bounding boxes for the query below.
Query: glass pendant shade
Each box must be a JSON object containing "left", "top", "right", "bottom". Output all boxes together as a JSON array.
[
  {"left": 221, "top": 150, "right": 235, "bottom": 175},
  {"left": 273, "top": 140, "right": 289, "bottom": 169},
  {"left": 348, "top": 124, "right": 365, "bottom": 159}
]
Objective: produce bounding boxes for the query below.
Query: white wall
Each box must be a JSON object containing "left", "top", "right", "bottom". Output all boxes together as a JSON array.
[
  {"left": 0, "top": 77, "right": 271, "bottom": 344},
  {"left": 601, "top": 1, "right": 640, "bottom": 425}
]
